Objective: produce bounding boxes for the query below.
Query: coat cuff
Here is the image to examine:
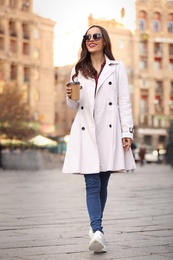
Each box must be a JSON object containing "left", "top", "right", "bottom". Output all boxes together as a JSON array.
[
  {"left": 122, "top": 132, "right": 133, "bottom": 140},
  {"left": 66, "top": 96, "right": 79, "bottom": 110}
]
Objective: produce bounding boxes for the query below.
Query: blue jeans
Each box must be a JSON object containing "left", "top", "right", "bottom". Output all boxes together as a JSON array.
[{"left": 84, "top": 172, "right": 111, "bottom": 233}]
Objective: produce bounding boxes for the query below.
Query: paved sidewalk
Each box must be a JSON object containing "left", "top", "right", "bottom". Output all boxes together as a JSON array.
[{"left": 0, "top": 163, "right": 173, "bottom": 260}]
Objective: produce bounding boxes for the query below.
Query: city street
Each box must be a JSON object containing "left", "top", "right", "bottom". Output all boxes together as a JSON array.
[{"left": 0, "top": 163, "right": 173, "bottom": 260}]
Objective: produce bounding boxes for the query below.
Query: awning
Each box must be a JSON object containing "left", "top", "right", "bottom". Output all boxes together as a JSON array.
[
  {"left": 137, "top": 128, "right": 167, "bottom": 135},
  {"left": 29, "top": 135, "right": 58, "bottom": 147}
]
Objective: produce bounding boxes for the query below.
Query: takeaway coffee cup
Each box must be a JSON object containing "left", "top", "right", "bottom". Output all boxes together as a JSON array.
[{"left": 67, "top": 81, "right": 80, "bottom": 100}]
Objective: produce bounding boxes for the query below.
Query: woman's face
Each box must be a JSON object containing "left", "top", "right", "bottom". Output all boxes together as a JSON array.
[{"left": 84, "top": 27, "right": 105, "bottom": 54}]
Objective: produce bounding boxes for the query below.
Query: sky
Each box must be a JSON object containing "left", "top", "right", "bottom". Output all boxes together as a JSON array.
[{"left": 33, "top": 0, "right": 135, "bottom": 66}]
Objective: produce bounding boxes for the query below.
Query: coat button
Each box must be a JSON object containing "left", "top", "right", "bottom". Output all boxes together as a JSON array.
[
  {"left": 81, "top": 106, "right": 84, "bottom": 109},
  {"left": 109, "top": 124, "right": 112, "bottom": 128},
  {"left": 109, "top": 102, "right": 112, "bottom": 106},
  {"left": 129, "top": 127, "right": 134, "bottom": 133},
  {"left": 81, "top": 127, "right": 85, "bottom": 130},
  {"left": 109, "top": 81, "right": 112, "bottom": 85}
]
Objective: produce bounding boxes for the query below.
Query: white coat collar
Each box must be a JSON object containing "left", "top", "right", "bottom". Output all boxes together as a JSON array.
[
  {"left": 104, "top": 55, "right": 119, "bottom": 66},
  {"left": 95, "top": 55, "right": 118, "bottom": 93}
]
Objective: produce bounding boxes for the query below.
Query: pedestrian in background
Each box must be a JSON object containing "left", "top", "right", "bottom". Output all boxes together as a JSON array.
[
  {"left": 165, "top": 139, "right": 173, "bottom": 169},
  {"left": 62, "top": 25, "right": 136, "bottom": 253},
  {"left": 131, "top": 142, "right": 137, "bottom": 160},
  {"left": 138, "top": 144, "right": 146, "bottom": 166}
]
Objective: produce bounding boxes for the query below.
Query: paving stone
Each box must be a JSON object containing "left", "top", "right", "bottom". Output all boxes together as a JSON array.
[{"left": 0, "top": 163, "right": 173, "bottom": 259}]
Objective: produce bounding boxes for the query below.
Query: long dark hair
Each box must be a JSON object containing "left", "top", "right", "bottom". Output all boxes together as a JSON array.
[{"left": 72, "top": 25, "right": 115, "bottom": 81}]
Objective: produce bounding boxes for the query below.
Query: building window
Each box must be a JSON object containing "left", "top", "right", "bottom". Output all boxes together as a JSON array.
[
  {"left": 153, "top": 12, "right": 161, "bottom": 32},
  {"left": 0, "top": 37, "right": 4, "bottom": 50},
  {"left": 169, "top": 44, "right": 173, "bottom": 55},
  {"left": 155, "top": 81, "right": 163, "bottom": 93},
  {"left": 33, "top": 48, "right": 40, "bottom": 59},
  {"left": 118, "top": 39, "right": 124, "bottom": 49},
  {"left": 154, "top": 81, "right": 163, "bottom": 113},
  {"left": 140, "top": 95, "right": 148, "bottom": 113},
  {"left": 154, "top": 96, "right": 163, "bottom": 112},
  {"left": 170, "top": 82, "right": 173, "bottom": 110},
  {"left": 171, "top": 81, "right": 173, "bottom": 94},
  {"left": 0, "top": 62, "right": 4, "bottom": 83},
  {"left": 34, "top": 28, "right": 40, "bottom": 39},
  {"left": 0, "top": 80, "right": 4, "bottom": 94},
  {"left": 168, "top": 13, "right": 173, "bottom": 33},
  {"left": 34, "top": 90, "right": 39, "bottom": 101},
  {"left": 139, "top": 41, "right": 147, "bottom": 54},
  {"left": 23, "top": 42, "right": 30, "bottom": 55},
  {"left": 0, "top": 22, "right": 4, "bottom": 34},
  {"left": 22, "top": 84, "right": 28, "bottom": 103},
  {"left": 154, "top": 57, "right": 162, "bottom": 69},
  {"left": 154, "top": 42, "right": 162, "bottom": 56},
  {"left": 140, "top": 79, "right": 149, "bottom": 89},
  {"left": 10, "top": 64, "right": 17, "bottom": 80},
  {"left": 144, "top": 135, "right": 151, "bottom": 146},
  {"left": 23, "top": 67, "right": 30, "bottom": 82},
  {"left": 9, "top": 21, "right": 17, "bottom": 37},
  {"left": 21, "top": 0, "right": 30, "bottom": 11},
  {"left": 33, "top": 69, "right": 39, "bottom": 80},
  {"left": 168, "top": 22, "right": 173, "bottom": 32},
  {"left": 139, "top": 56, "right": 147, "bottom": 69},
  {"left": 22, "top": 23, "right": 30, "bottom": 39},
  {"left": 138, "top": 10, "right": 147, "bottom": 30},
  {"left": 169, "top": 59, "right": 173, "bottom": 70},
  {"left": 9, "top": 0, "right": 17, "bottom": 8},
  {"left": 153, "top": 21, "right": 159, "bottom": 32},
  {"left": 10, "top": 39, "right": 17, "bottom": 53}
]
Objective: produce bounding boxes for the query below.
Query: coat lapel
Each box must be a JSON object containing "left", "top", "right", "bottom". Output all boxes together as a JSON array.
[{"left": 96, "top": 57, "right": 119, "bottom": 94}]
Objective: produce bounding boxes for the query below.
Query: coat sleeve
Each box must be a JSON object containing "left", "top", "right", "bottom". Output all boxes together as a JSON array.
[
  {"left": 117, "top": 62, "right": 134, "bottom": 140},
  {"left": 66, "top": 66, "right": 79, "bottom": 110}
]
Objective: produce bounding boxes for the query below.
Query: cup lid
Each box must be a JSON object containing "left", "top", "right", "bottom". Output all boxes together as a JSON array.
[{"left": 67, "top": 81, "right": 80, "bottom": 86}]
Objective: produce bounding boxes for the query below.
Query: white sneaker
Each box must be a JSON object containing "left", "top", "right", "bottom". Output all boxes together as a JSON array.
[
  {"left": 88, "top": 230, "right": 107, "bottom": 253},
  {"left": 88, "top": 227, "right": 94, "bottom": 239}
]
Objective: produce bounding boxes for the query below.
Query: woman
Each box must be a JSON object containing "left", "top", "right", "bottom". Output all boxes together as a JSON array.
[{"left": 62, "top": 25, "right": 136, "bottom": 253}]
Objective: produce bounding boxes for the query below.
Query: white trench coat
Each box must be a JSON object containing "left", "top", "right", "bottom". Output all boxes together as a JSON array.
[{"left": 62, "top": 56, "right": 136, "bottom": 174}]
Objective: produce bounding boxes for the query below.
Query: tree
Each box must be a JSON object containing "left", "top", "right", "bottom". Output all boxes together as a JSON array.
[{"left": 0, "top": 85, "right": 37, "bottom": 140}]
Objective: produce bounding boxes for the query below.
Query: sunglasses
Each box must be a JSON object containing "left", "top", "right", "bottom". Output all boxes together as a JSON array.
[{"left": 83, "top": 33, "right": 103, "bottom": 41}]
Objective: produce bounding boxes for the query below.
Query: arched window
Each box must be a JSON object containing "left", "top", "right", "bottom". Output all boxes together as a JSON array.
[
  {"left": 138, "top": 10, "right": 147, "bottom": 30},
  {"left": 167, "top": 13, "right": 173, "bottom": 33},
  {"left": 153, "top": 12, "right": 161, "bottom": 32}
]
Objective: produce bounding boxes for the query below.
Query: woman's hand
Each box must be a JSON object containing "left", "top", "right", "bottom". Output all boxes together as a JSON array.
[
  {"left": 66, "top": 84, "right": 72, "bottom": 99},
  {"left": 122, "top": 138, "right": 132, "bottom": 151}
]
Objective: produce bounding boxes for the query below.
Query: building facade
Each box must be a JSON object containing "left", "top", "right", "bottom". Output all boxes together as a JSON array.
[
  {"left": 0, "top": 0, "right": 56, "bottom": 135},
  {"left": 133, "top": 0, "right": 173, "bottom": 148}
]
